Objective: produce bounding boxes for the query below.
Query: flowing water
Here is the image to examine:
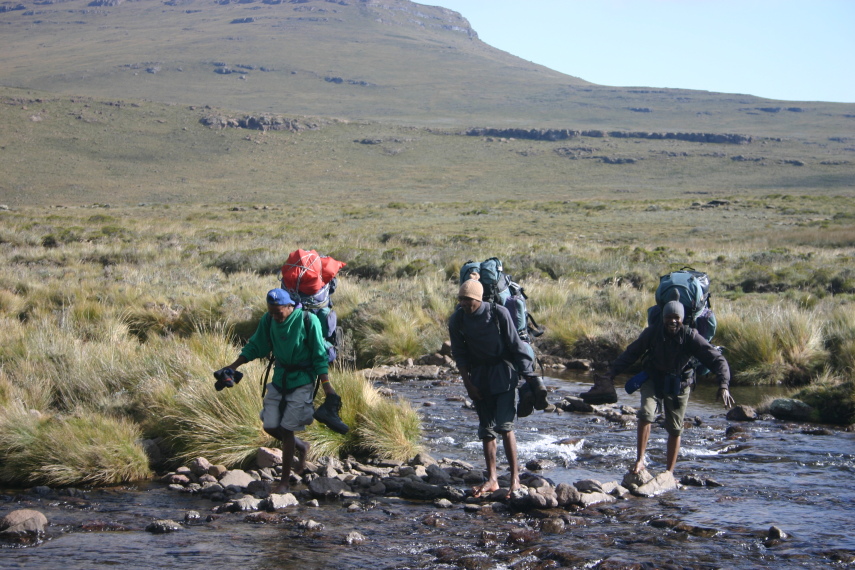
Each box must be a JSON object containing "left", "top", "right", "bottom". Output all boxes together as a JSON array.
[{"left": 2, "top": 373, "right": 853, "bottom": 569}]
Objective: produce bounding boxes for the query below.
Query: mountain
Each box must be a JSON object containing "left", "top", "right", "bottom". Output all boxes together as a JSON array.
[
  {"left": 0, "top": 0, "right": 853, "bottom": 206},
  {"left": 2, "top": 0, "right": 852, "bottom": 136}
]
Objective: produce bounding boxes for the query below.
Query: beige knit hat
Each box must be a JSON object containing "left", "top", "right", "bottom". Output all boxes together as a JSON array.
[{"left": 458, "top": 279, "right": 484, "bottom": 301}]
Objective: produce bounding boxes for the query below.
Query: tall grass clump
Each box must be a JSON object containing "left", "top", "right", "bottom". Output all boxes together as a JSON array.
[
  {"left": 716, "top": 303, "right": 825, "bottom": 385},
  {"left": 0, "top": 406, "right": 151, "bottom": 486},
  {"left": 791, "top": 370, "right": 855, "bottom": 425},
  {"left": 355, "top": 395, "right": 423, "bottom": 461},
  {"left": 824, "top": 304, "right": 855, "bottom": 374},
  {"left": 157, "top": 373, "right": 275, "bottom": 468},
  {"left": 308, "top": 368, "right": 423, "bottom": 461},
  {"left": 352, "top": 276, "right": 451, "bottom": 367}
]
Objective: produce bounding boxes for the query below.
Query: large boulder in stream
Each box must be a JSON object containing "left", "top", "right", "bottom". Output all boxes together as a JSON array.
[
  {"left": 768, "top": 398, "right": 815, "bottom": 422},
  {"left": 0, "top": 509, "right": 48, "bottom": 537},
  {"left": 622, "top": 469, "right": 678, "bottom": 497}
]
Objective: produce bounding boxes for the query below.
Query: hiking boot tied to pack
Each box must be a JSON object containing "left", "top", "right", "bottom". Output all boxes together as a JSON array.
[
  {"left": 313, "top": 392, "right": 349, "bottom": 434},
  {"left": 579, "top": 373, "right": 618, "bottom": 405},
  {"left": 517, "top": 374, "right": 549, "bottom": 417}
]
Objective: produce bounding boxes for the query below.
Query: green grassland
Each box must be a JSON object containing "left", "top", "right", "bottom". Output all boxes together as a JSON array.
[{"left": 1, "top": 88, "right": 853, "bottom": 207}]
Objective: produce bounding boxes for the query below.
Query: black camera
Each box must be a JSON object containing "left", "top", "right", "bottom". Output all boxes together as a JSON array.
[{"left": 213, "top": 367, "right": 244, "bottom": 391}]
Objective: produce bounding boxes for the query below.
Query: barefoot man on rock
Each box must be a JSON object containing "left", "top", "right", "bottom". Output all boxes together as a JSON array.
[
  {"left": 216, "top": 288, "right": 343, "bottom": 494},
  {"left": 449, "top": 279, "right": 543, "bottom": 499}
]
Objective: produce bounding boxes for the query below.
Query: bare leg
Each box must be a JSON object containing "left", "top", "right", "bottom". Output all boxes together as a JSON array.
[
  {"left": 294, "top": 436, "right": 310, "bottom": 475},
  {"left": 472, "top": 438, "right": 500, "bottom": 497},
  {"left": 665, "top": 433, "right": 681, "bottom": 473},
  {"left": 501, "top": 430, "right": 520, "bottom": 497},
  {"left": 633, "top": 420, "right": 652, "bottom": 474},
  {"left": 267, "top": 427, "right": 296, "bottom": 494}
]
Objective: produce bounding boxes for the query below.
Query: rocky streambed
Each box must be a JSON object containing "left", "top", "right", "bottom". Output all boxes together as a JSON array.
[{"left": 2, "top": 371, "right": 853, "bottom": 569}]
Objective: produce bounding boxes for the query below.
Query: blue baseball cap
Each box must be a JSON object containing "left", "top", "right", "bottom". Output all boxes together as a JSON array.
[{"left": 266, "top": 288, "right": 294, "bottom": 306}]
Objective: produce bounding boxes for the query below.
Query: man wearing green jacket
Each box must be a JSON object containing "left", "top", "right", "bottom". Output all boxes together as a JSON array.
[{"left": 219, "top": 288, "right": 342, "bottom": 494}]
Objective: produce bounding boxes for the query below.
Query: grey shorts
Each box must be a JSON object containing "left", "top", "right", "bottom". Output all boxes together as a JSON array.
[
  {"left": 260, "top": 382, "right": 315, "bottom": 433},
  {"left": 474, "top": 389, "right": 516, "bottom": 440},
  {"left": 637, "top": 378, "right": 691, "bottom": 436}
]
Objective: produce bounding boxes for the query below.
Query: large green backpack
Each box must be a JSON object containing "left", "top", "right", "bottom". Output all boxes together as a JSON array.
[{"left": 459, "top": 257, "right": 543, "bottom": 343}]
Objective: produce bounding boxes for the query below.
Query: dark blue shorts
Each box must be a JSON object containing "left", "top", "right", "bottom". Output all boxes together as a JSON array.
[{"left": 474, "top": 389, "right": 516, "bottom": 440}]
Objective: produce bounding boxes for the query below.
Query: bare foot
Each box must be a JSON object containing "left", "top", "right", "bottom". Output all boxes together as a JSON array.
[
  {"left": 472, "top": 480, "right": 500, "bottom": 498},
  {"left": 505, "top": 480, "right": 521, "bottom": 499},
  {"left": 631, "top": 460, "right": 646, "bottom": 475},
  {"left": 271, "top": 481, "right": 290, "bottom": 495}
]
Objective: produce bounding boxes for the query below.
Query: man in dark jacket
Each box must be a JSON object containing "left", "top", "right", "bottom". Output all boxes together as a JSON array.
[
  {"left": 602, "top": 298, "right": 735, "bottom": 474},
  {"left": 449, "top": 279, "right": 544, "bottom": 498}
]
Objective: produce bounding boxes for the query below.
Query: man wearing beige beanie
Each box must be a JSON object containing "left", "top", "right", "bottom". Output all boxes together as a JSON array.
[{"left": 449, "top": 278, "right": 540, "bottom": 499}]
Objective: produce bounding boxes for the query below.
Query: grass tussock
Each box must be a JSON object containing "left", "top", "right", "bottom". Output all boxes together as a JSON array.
[{"left": 0, "top": 406, "right": 151, "bottom": 486}]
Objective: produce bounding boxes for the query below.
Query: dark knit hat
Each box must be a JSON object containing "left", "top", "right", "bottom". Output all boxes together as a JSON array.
[{"left": 662, "top": 290, "right": 685, "bottom": 322}]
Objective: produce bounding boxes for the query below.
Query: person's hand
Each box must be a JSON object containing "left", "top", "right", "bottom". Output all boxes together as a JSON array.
[
  {"left": 463, "top": 377, "right": 481, "bottom": 401},
  {"left": 717, "top": 387, "right": 735, "bottom": 409}
]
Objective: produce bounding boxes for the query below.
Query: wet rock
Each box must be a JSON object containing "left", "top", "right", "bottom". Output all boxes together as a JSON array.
[
  {"left": 421, "top": 514, "right": 447, "bottom": 527},
  {"left": 245, "top": 512, "right": 280, "bottom": 524},
  {"left": 164, "top": 473, "right": 191, "bottom": 486},
  {"left": 507, "top": 527, "right": 540, "bottom": 545},
  {"left": 601, "top": 481, "right": 630, "bottom": 498},
  {"left": 219, "top": 469, "right": 254, "bottom": 489},
  {"left": 256, "top": 447, "right": 283, "bottom": 468},
  {"left": 540, "top": 517, "right": 566, "bottom": 534},
  {"left": 265, "top": 493, "right": 299, "bottom": 510},
  {"left": 768, "top": 525, "right": 788, "bottom": 540},
  {"left": 80, "top": 520, "right": 131, "bottom": 532},
  {"left": 308, "top": 476, "right": 350, "bottom": 498},
  {"left": 0, "top": 509, "right": 48, "bottom": 536},
  {"left": 188, "top": 456, "right": 212, "bottom": 476},
  {"left": 400, "top": 480, "right": 449, "bottom": 501},
  {"left": 344, "top": 531, "right": 366, "bottom": 545},
  {"left": 559, "top": 396, "right": 594, "bottom": 413},
  {"left": 726, "top": 425, "right": 749, "bottom": 437},
  {"left": 227, "top": 496, "right": 263, "bottom": 512},
  {"left": 674, "top": 521, "right": 721, "bottom": 537},
  {"left": 576, "top": 491, "right": 616, "bottom": 507},
  {"left": 802, "top": 427, "right": 834, "bottom": 436},
  {"left": 426, "top": 464, "right": 452, "bottom": 485},
  {"left": 768, "top": 398, "right": 815, "bottom": 422},
  {"left": 555, "top": 483, "right": 581, "bottom": 507},
  {"left": 650, "top": 518, "right": 680, "bottom": 529},
  {"left": 31, "top": 486, "right": 52, "bottom": 496},
  {"left": 727, "top": 405, "right": 757, "bottom": 421},
  {"left": 680, "top": 473, "right": 723, "bottom": 487},
  {"left": 434, "top": 498, "right": 453, "bottom": 509},
  {"left": 208, "top": 464, "right": 228, "bottom": 478},
  {"left": 184, "top": 511, "right": 201, "bottom": 523},
  {"left": 623, "top": 470, "right": 677, "bottom": 497},
  {"left": 575, "top": 479, "right": 605, "bottom": 493},
  {"left": 525, "top": 458, "right": 557, "bottom": 471},
  {"left": 246, "top": 480, "right": 272, "bottom": 497},
  {"left": 297, "top": 519, "right": 323, "bottom": 531},
  {"left": 145, "top": 519, "right": 182, "bottom": 533}
]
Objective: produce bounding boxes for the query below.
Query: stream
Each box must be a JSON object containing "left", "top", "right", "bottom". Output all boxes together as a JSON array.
[{"left": 2, "top": 373, "right": 853, "bottom": 569}]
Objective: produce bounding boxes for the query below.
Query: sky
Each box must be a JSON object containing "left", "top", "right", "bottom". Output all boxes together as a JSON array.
[{"left": 434, "top": 0, "right": 854, "bottom": 103}]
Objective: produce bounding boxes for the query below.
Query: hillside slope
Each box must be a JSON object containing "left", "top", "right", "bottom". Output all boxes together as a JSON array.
[{"left": 1, "top": 0, "right": 853, "bottom": 138}]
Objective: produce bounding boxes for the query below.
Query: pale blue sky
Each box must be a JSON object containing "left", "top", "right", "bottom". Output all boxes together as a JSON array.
[{"left": 434, "top": 0, "right": 854, "bottom": 103}]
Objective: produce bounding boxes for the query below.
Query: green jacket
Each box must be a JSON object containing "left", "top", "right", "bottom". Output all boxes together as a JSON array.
[{"left": 240, "top": 308, "right": 329, "bottom": 390}]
